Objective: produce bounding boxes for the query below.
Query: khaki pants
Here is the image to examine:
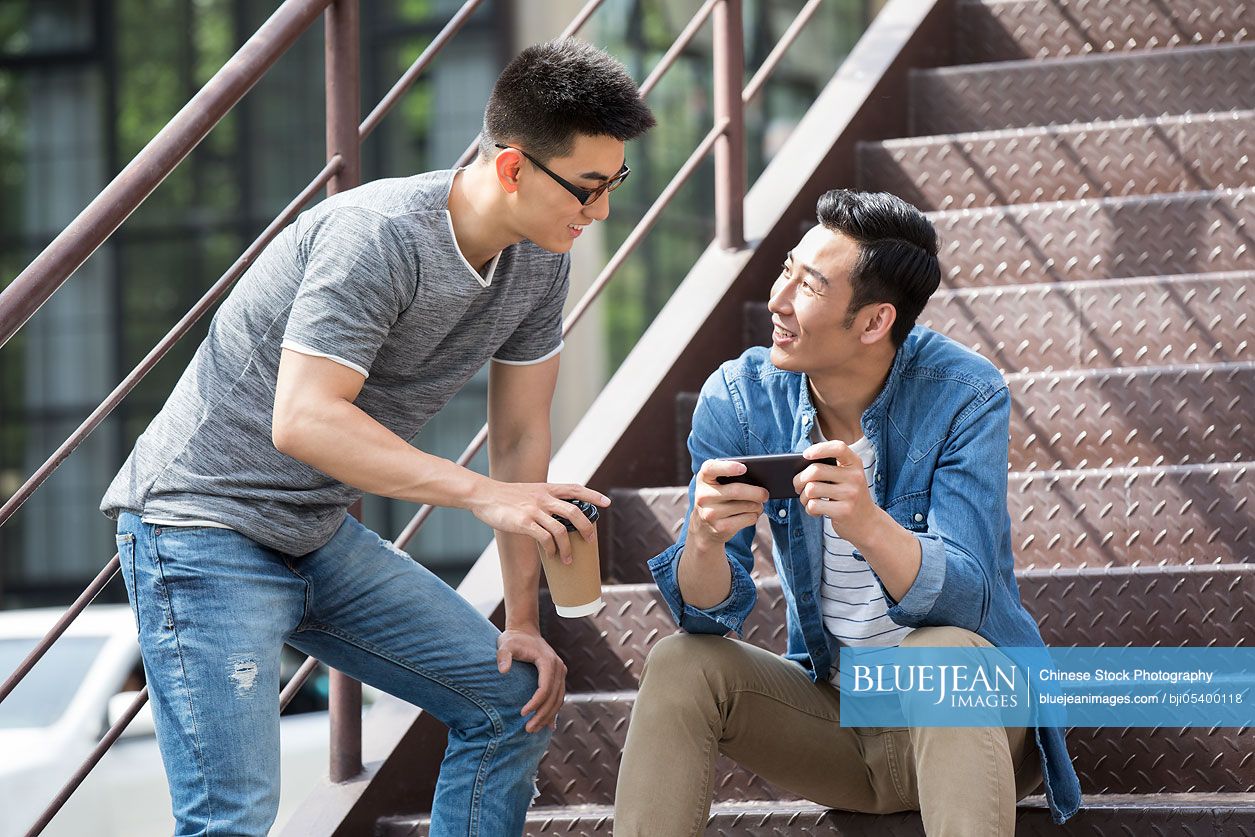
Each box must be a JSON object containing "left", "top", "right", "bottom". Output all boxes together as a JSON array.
[{"left": 614, "top": 626, "right": 1043, "bottom": 837}]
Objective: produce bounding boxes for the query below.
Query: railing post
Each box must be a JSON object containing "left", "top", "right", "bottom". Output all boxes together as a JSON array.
[
  {"left": 713, "top": 0, "right": 746, "bottom": 250},
  {"left": 325, "top": 0, "right": 364, "bottom": 784}
]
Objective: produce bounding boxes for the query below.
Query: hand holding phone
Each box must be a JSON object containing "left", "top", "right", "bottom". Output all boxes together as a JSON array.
[{"left": 715, "top": 453, "right": 838, "bottom": 499}]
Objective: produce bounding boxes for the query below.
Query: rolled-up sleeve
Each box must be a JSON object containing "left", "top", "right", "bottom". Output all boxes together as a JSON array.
[{"left": 646, "top": 367, "right": 758, "bottom": 636}]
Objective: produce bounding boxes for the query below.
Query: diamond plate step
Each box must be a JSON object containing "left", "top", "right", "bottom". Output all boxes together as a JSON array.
[
  {"left": 743, "top": 273, "right": 1255, "bottom": 373},
  {"left": 604, "top": 462, "right": 1252, "bottom": 582},
  {"left": 674, "top": 360, "right": 1255, "bottom": 478},
  {"left": 549, "top": 565, "right": 1254, "bottom": 693},
  {"left": 955, "top": 0, "right": 1255, "bottom": 63},
  {"left": 526, "top": 697, "right": 1253, "bottom": 806},
  {"left": 379, "top": 793, "right": 1255, "bottom": 836},
  {"left": 929, "top": 189, "right": 1254, "bottom": 288},
  {"left": 910, "top": 43, "right": 1255, "bottom": 134},
  {"left": 858, "top": 110, "right": 1255, "bottom": 211}
]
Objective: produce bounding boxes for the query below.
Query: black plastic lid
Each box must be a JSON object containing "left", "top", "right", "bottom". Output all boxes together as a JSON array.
[{"left": 553, "top": 499, "right": 600, "bottom": 532}]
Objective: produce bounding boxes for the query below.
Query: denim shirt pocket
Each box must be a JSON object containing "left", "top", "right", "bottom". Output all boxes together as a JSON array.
[{"left": 884, "top": 491, "right": 930, "bottom": 532}]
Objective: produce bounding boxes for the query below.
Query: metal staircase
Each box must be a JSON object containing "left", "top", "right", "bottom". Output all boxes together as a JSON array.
[{"left": 377, "top": 0, "right": 1255, "bottom": 833}]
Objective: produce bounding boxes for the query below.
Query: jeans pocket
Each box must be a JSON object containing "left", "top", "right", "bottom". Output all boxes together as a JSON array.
[{"left": 115, "top": 533, "right": 140, "bottom": 633}]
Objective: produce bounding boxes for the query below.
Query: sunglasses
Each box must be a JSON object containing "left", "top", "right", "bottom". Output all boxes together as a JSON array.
[{"left": 495, "top": 143, "right": 630, "bottom": 206}]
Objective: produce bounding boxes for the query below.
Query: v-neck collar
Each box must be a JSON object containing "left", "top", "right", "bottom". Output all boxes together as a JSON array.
[{"left": 441, "top": 168, "right": 501, "bottom": 289}]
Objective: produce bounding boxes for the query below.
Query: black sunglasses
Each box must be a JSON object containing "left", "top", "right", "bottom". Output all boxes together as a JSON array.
[{"left": 495, "top": 143, "right": 630, "bottom": 206}]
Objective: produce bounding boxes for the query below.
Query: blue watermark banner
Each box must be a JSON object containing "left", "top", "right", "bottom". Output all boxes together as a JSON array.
[{"left": 837, "top": 646, "right": 1255, "bottom": 728}]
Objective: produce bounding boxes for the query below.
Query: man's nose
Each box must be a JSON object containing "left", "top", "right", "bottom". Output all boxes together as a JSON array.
[
  {"left": 768, "top": 277, "right": 792, "bottom": 312},
  {"left": 582, "top": 190, "right": 611, "bottom": 222}
]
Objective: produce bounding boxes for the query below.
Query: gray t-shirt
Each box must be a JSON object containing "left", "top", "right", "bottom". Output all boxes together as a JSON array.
[{"left": 101, "top": 168, "right": 568, "bottom": 556}]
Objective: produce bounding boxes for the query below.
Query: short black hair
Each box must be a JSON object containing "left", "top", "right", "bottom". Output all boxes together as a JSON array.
[
  {"left": 816, "top": 189, "right": 941, "bottom": 347},
  {"left": 481, "top": 38, "right": 656, "bottom": 161}
]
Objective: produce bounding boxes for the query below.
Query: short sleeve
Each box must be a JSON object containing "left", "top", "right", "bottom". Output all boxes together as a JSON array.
[
  {"left": 491, "top": 254, "right": 569, "bottom": 365},
  {"left": 282, "top": 207, "right": 415, "bottom": 379}
]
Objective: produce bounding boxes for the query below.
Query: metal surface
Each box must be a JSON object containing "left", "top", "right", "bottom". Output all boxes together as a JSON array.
[
  {"left": 955, "top": 0, "right": 1255, "bottom": 63},
  {"left": 1005, "top": 362, "right": 1255, "bottom": 471},
  {"left": 745, "top": 272, "right": 1255, "bottom": 373},
  {"left": 714, "top": 0, "right": 746, "bottom": 250},
  {"left": 604, "top": 461, "right": 1253, "bottom": 574},
  {"left": 323, "top": 0, "right": 364, "bottom": 785},
  {"left": 930, "top": 188, "right": 1255, "bottom": 288},
  {"left": 379, "top": 794, "right": 1255, "bottom": 836},
  {"left": 911, "top": 43, "right": 1255, "bottom": 135},
  {"left": 859, "top": 110, "right": 1255, "bottom": 211},
  {"left": 0, "top": 0, "right": 332, "bottom": 350}
]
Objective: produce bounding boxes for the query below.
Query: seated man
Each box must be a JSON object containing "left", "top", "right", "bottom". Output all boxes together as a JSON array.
[{"left": 614, "top": 190, "right": 1081, "bottom": 835}]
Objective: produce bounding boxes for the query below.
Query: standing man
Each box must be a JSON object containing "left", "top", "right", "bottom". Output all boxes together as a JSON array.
[
  {"left": 614, "top": 190, "right": 1081, "bottom": 835},
  {"left": 101, "top": 39, "right": 654, "bottom": 837}
]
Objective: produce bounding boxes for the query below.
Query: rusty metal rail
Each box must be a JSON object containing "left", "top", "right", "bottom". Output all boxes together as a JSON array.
[{"left": 0, "top": 0, "right": 824, "bottom": 830}]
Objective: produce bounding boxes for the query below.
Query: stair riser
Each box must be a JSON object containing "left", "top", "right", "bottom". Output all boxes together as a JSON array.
[
  {"left": 858, "top": 112, "right": 1255, "bottom": 211},
  {"left": 911, "top": 45, "right": 1255, "bottom": 134},
  {"left": 931, "top": 190, "right": 1254, "bottom": 288},
  {"left": 553, "top": 568, "right": 1254, "bottom": 692},
  {"left": 956, "top": 0, "right": 1255, "bottom": 63},
  {"left": 524, "top": 696, "right": 1255, "bottom": 806},
  {"left": 744, "top": 273, "right": 1255, "bottom": 374}
]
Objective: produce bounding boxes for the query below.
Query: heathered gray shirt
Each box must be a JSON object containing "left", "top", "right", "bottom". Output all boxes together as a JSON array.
[{"left": 101, "top": 168, "right": 568, "bottom": 556}]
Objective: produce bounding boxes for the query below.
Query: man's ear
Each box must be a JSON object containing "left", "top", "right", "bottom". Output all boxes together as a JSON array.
[
  {"left": 863, "top": 303, "right": 897, "bottom": 344},
  {"left": 495, "top": 148, "right": 524, "bottom": 194}
]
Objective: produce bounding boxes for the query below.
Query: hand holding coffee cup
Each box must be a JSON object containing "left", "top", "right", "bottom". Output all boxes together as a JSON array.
[{"left": 538, "top": 499, "right": 604, "bottom": 618}]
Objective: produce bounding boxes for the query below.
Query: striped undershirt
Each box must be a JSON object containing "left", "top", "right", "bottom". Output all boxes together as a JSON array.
[{"left": 812, "top": 426, "right": 913, "bottom": 687}]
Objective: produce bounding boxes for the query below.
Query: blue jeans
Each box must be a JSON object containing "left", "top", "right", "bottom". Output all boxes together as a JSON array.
[{"left": 114, "top": 511, "right": 551, "bottom": 837}]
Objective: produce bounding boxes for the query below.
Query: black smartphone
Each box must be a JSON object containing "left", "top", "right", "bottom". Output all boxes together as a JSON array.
[{"left": 714, "top": 453, "right": 837, "bottom": 499}]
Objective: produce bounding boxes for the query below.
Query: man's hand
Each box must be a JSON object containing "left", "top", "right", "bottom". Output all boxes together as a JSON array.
[
  {"left": 498, "top": 628, "right": 567, "bottom": 733},
  {"left": 688, "top": 459, "right": 770, "bottom": 547},
  {"left": 470, "top": 482, "right": 609, "bottom": 565},
  {"left": 794, "top": 440, "right": 876, "bottom": 542}
]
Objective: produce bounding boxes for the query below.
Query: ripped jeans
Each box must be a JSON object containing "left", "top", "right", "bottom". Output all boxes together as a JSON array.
[{"left": 114, "top": 511, "right": 551, "bottom": 837}]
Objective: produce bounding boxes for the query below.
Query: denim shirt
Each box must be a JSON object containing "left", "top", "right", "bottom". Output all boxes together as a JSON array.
[{"left": 647, "top": 326, "right": 1082, "bottom": 824}]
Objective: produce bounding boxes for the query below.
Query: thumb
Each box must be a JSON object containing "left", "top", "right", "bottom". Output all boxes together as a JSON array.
[{"left": 497, "top": 645, "right": 513, "bottom": 674}]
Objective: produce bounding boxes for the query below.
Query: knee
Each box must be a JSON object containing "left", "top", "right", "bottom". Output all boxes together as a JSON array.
[
  {"left": 638, "top": 633, "right": 730, "bottom": 703},
  {"left": 900, "top": 625, "right": 990, "bottom": 649}
]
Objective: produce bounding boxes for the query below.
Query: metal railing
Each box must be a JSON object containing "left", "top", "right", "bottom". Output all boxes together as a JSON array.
[{"left": 0, "top": 0, "right": 826, "bottom": 830}]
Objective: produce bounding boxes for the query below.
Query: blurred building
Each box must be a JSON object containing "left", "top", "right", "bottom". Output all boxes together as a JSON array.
[{"left": 0, "top": 0, "right": 870, "bottom": 608}]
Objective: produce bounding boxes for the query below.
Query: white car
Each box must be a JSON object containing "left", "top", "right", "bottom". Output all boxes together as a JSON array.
[{"left": 0, "top": 605, "right": 338, "bottom": 836}]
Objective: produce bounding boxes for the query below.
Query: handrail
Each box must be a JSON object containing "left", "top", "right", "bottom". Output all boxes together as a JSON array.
[
  {"left": 0, "top": 0, "right": 833, "bottom": 829},
  {"left": 0, "top": 0, "right": 333, "bottom": 350}
]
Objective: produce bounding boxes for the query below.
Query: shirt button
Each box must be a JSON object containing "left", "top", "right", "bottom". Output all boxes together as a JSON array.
[
  {"left": 913, "top": 513, "right": 924, "bottom": 522},
  {"left": 801, "top": 592, "right": 812, "bottom": 602},
  {"left": 875, "top": 473, "right": 882, "bottom": 482},
  {"left": 777, "top": 508, "right": 787, "bottom": 519}
]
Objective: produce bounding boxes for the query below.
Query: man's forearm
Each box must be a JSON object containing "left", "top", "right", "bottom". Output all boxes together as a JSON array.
[
  {"left": 490, "top": 437, "right": 550, "bottom": 631},
  {"left": 848, "top": 508, "right": 922, "bottom": 603},
  {"left": 676, "top": 525, "right": 734, "bottom": 610},
  {"left": 276, "top": 397, "right": 488, "bottom": 508}
]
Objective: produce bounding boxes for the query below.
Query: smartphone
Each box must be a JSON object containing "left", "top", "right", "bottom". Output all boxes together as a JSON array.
[{"left": 714, "top": 453, "right": 837, "bottom": 499}]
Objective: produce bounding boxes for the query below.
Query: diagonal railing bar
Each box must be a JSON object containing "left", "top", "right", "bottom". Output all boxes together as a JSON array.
[
  {"left": 0, "top": 0, "right": 333, "bottom": 351},
  {"left": 0, "top": 158, "right": 342, "bottom": 532},
  {"left": 742, "top": 0, "right": 823, "bottom": 104},
  {"left": 639, "top": 0, "right": 719, "bottom": 97},
  {"left": 0, "top": 556, "right": 121, "bottom": 706},
  {"left": 453, "top": 0, "right": 609, "bottom": 169},
  {"left": 393, "top": 118, "right": 729, "bottom": 552},
  {"left": 23, "top": 687, "right": 150, "bottom": 837},
  {"left": 280, "top": 655, "right": 323, "bottom": 709},
  {"left": 358, "top": 0, "right": 487, "bottom": 141}
]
